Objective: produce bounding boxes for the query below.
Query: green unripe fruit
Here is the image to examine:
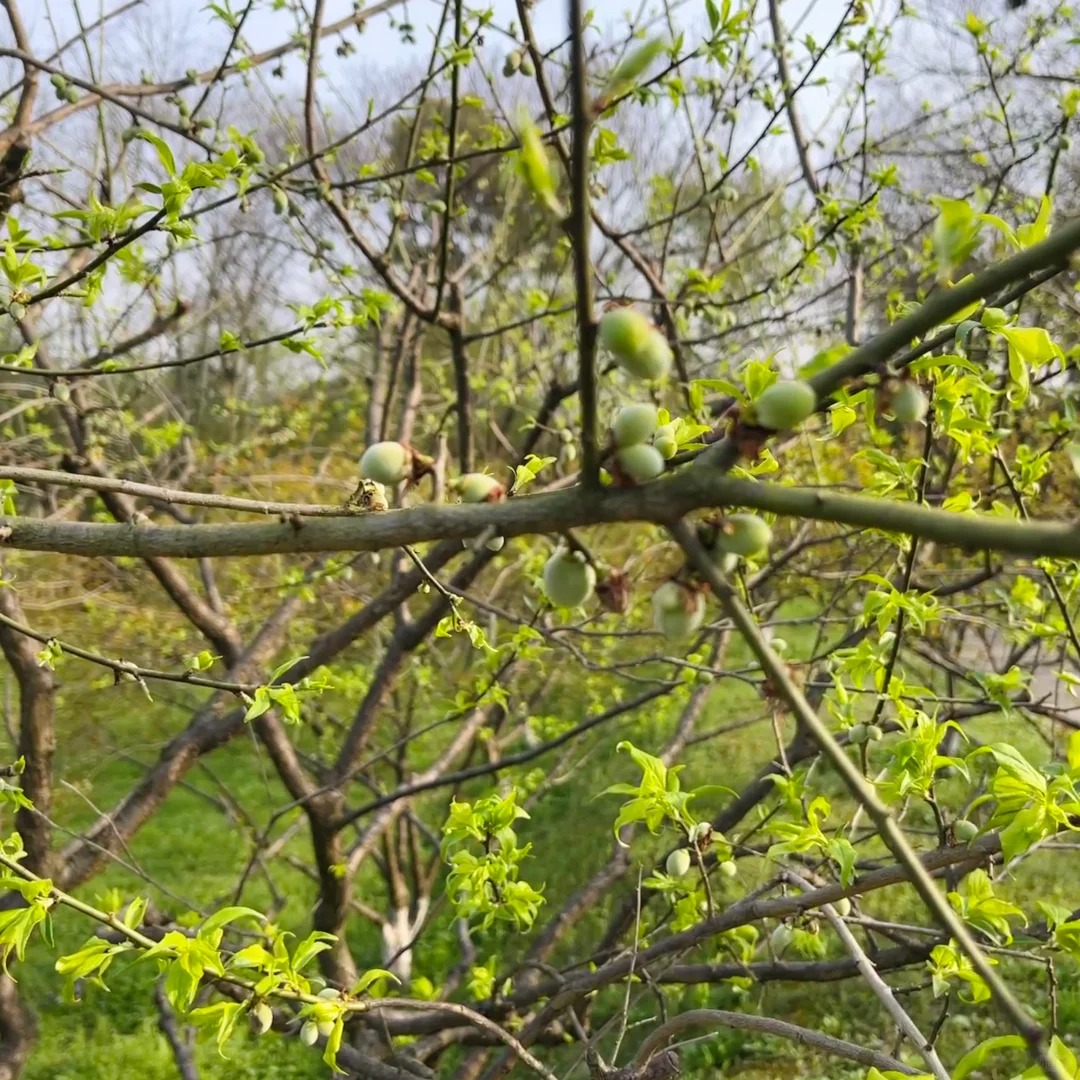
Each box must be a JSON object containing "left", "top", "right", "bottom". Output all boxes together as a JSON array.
[
  {"left": 458, "top": 473, "right": 504, "bottom": 503},
  {"left": 598, "top": 309, "right": 672, "bottom": 380},
  {"left": 486, "top": 535, "right": 506, "bottom": 552},
  {"left": 300, "top": 1021, "right": 319, "bottom": 1046},
  {"left": 848, "top": 723, "right": 869, "bottom": 745},
  {"left": 652, "top": 585, "right": 705, "bottom": 640},
  {"left": 666, "top": 848, "right": 692, "bottom": 877},
  {"left": 616, "top": 443, "right": 665, "bottom": 484},
  {"left": 599, "top": 307, "right": 652, "bottom": 355},
  {"left": 272, "top": 187, "right": 290, "bottom": 216},
  {"left": 719, "top": 859, "right": 738, "bottom": 878},
  {"left": 866, "top": 724, "right": 884, "bottom": 742},
  {"left": 653, "top": 580, "right": 686, "bottom": 613},
  {"left": 953, "top": 818, "right": 979, "bottom": 842},
  {"left": 317, "top": 988, "right": 340, "bottom": 1000},
  {"left": 717, "top": 513, "right": 772, "bottom": 558},
  {"left": 519, "top": 56, "right": 535, "bottom": 76},
  {"left": 770, "top": 924, "right": 793, "bottom": 952},
  {"left": 359, "top": 441, "right": 410, "bottom": 485},
  {"left": 559, "top": 428, "right": 574, "bottom": 444},
  {"left": 654, "top": 429, "right": 678, "bottom": 459},
  {"left": 630, "top": 331, "right": 673, "bottom": 380},
  {"left": 753, "top": 379, "right": 817, "bottom": 431},
  {"left": 613, "top": 403, "right": 659, "bottom": 447},
  {"left": 317, "top": 1020, "right": 336, "bottom": 1038},
  {"left": 251, "top": 1002, "right": 273, "bottom": 1035},
  {"left": 542, "top": 551, "right": 596, "bottom": 608},
  {"left": 890, "top": 381, "right": 929, "bottom": 423},
  {"left": 833, "top": 897, "right": 852, "bottom": 917},
  {"left": 503, "top": 50, "right": 522, "bottom": 76}
]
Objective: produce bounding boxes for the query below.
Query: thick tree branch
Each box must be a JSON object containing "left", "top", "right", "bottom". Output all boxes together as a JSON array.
[{"left": 7, "top": 470, "right": 1080, "bottom": 561}]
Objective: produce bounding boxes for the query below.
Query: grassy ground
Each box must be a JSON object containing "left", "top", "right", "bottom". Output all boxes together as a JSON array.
[{"left": 4, "top": 611, "right": 1078, "bottom": 1079}]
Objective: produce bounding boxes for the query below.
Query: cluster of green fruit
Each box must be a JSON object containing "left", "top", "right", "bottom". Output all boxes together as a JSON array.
[
  {"left": 358, "top": 349, "right": 930, "bottom": 643},
  {"left": 502, "top": 49, "right": 535, "bottom": 77},
  {"left": 358, "top": 440, "right": 508, "bottom": 549},
  {"left": 609, "top": 403, "right": 677, "bottom": 484},
  {"left": 664, "top": 846, "right": 737, "bottom": 880}
]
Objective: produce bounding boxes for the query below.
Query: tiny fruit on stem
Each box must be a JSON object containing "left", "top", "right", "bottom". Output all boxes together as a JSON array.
[
  {"left": 752, "top": 379, "right": 817, "bottom": 431},
  {"left": 542, "top": 550, "right": 597, "bottom": 608},
  {"left": 717, "top": 513, "right": 772, "bottom": 558},
  {"left": 251, "top": 1002, "right": 273, "bottom": 1035},
  {"left": 612, "top": 403, "right": 659, "bottom": 447},
  {"left": 598, "top": 307, "right": 672, "bottom": 380},
  {"left": 953, "top": 818, "right": 979, "bottom": 842},
  {"left": 889, "top": 379, "right": 930, "bottom": 423},
  {"left": 652, "top": 582, "right": 706, "bottom": 640},
  {"left": 359, "top": 441, "right": 410, "bottom": 485},
  {"left": 770, "top": 924, "right": 793, "bottom": 952},
  {"left": 615, "top": 443, "right": 666, "bottom": 484},
  {"left": 458, "top": 473, "right": 505, "bottom": 503},
  {"left": 666, "top": 848, "right": 692, "bottom": 877}
]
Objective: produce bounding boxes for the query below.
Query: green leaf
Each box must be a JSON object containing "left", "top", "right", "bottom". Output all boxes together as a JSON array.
[
  {"left": 353, "top": 967, "right": 400, "bottom": 996},
  {"left": 322, "top": 1015, "right": 346, "bottom": 1073},
  {"left": 606, "top": 38, "right": 667, "bottom": 95},
  {"left": 134, "top": 131, "right": 177, "bottom": 177},
  {"left": 931, "top": 195, "right": 982, "bottom": 282},
  {"left": 954, "top": 1035, "right": 1027, "bottom": 1079},
  {"left": 198, "top": 906, "right": 264, "bottom": 939}
]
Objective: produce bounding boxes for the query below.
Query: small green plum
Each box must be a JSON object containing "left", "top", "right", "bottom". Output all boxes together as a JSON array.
[
  {"left": 612, "top": 403, "right": 659, "bottom": 447},
  {"left": 542, "top": 550, "right": 596, "bottom": 608},
  {"left": 717, "top": 513, "right": 772, "bottom": 558},
  {"left": 753, "top": 380, "right": 817, "bottom": 431},
  {"left": 359, "top": 441, "right": 410, "bottom": 485}
]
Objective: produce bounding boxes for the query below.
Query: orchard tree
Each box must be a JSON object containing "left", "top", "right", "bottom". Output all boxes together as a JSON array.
[{"left": 2, "top": 2, "right": 1080, "bottom": 1079}]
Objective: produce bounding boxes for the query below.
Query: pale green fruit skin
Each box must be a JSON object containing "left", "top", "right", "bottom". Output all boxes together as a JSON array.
[
  {"left": 251, "top": 1002, "right": 273, "bottom": 1035},
  {"left": 866, "top": 725, "right": 884, "bottom": 742},
  {"left": 599, "top": 308, "right": 654, "bottom": 358},
  {"left": 653, "top": 587, "right": 705, "bottom": 640},
  {"left": 718, "top": 513, "right": 772, "bottom": 557},
  {"left": 891, "top": 381, "right": 929, "bottom": 423},
  {"left": 953, "top": 818, "right": 979, "bottom": 842},
  {"left": 300, "top": 1021, "right": 319, "bottom": 1046},
  {"left": 653, "top": 580, "right": 686, "bottom": 613},
  {"left": 654, "top": 432, "right": 678, "bottom": 460},
  {"left": 713, "top": 551, "right": 739, "bottom": 574},
  {"left": 613, "top": 403, "right": 659, "bottom": 447},
  {"left": 848, "top": 723, "right": 869, "bottom": 745},
  {"left": 317, "top": 1020, "right": 336, "bottom": 1038},
  {"left": 666, "top": 848, "right": 692, "bottom": 877},
  {"left": 624, "top": 330, "right": 673, "bottom": 380},
  {"left": 770, "top": 925, "right": 793, "bottom": 952},
  {"left": 542, "top": 552, "right": 596, "bottom": 607},
  {"left": 359, "top": 441, "right": 410, "bottom": 484},
  {"left": 833, "top": 897, "right": 852, "bottom": 917},
  {"left": 486, "top": 535, "right": 506, "bottom": 552},
  {"left": 754, "top": 380, "right": 817, "bottom": 430},
  {"left": 719, "top": 860, "right": 738, "bottom": 878},
  {"left": 617, "top": 443, "right": 665, "bottom": 483},
  {"left": 599, "top": 310, "right": 672, "bottom": 379},
  {"left": 459, "top": 473, "right": 503, "bottom": 503}
]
